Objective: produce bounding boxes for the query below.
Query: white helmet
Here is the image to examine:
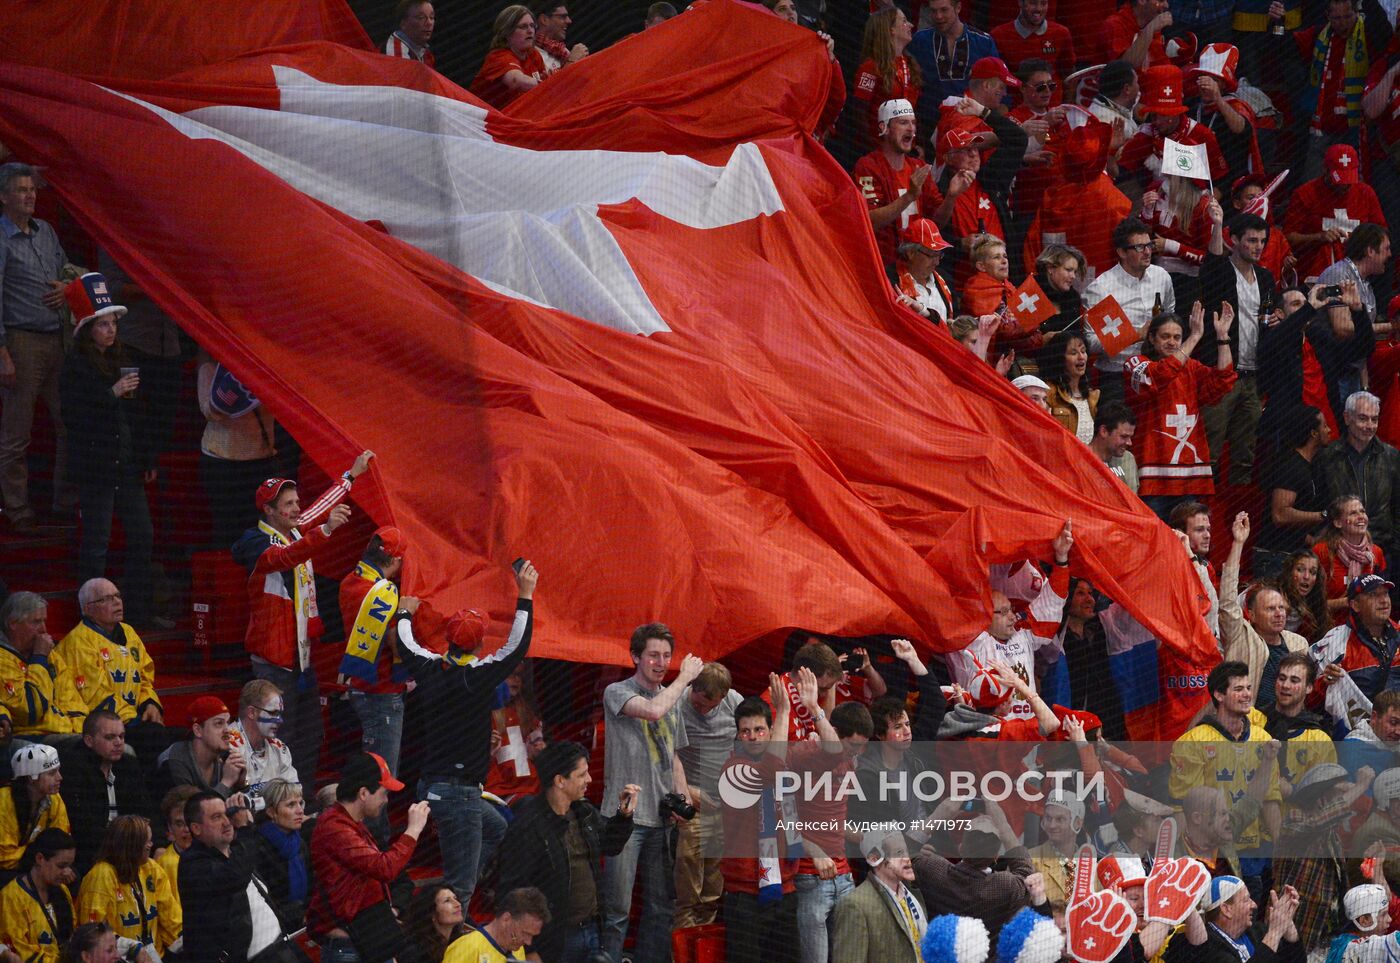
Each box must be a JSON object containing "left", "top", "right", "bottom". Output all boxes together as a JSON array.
[{"left": 11, "top": 743, "right": 59, "bottom": 779}]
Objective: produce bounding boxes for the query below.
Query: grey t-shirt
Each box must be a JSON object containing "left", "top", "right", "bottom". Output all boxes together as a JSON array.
[
  {"left": 677, "top": 687, "right": 742, "bottom": 800},
  {"left": 602, "top": 676, "right": 689, "bottom": 827}
]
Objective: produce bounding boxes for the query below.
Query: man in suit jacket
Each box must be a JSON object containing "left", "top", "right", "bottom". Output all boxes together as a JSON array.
[
  {"left": 1200, "top": 212, "right": 1277, "bottom": 486},
  {"left": 832, "top": 826, "right": 927, "bottom": 963}
]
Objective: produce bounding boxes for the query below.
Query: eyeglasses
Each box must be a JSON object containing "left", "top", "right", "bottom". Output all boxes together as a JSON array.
[
  {"left": 91, "top": 593, "right": 122, "bottom": 605},
  {"left": 1031, "top": 81, "right": 1059, "bottom": 93},
  {"left": 1122, "top": 242, "right": 1155, "bottom": 253}
]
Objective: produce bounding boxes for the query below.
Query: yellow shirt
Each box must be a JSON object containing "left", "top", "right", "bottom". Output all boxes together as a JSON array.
[
  {"left": 154, "top": 845, "right": 182, "bottom": 901},
  {"left": 76, "top": 859, "right": 180, "bottom": 954},
  {"left": 443, "top": 930, "right": 526, "bottom": 963},
  {"left": 0, "top": 790, "right": 71, "bottom": 871},
  {"left": 0, "top": 876, "right": 74, "bottom": 963},
  {"left": 1279, "top": 727, "right": 1338, "bottom": 820},
  {"left": 1169, "top": 717, "right": 1281, "bottom": 850},
  {"left": 0, "top": 645, "right": 82, "bottom": 737},
  {"left": 54, "top": 621, "right": 161, "bottom": 723}
]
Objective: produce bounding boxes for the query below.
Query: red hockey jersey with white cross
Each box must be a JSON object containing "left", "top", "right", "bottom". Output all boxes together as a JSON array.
[{"left": 1124, "top": 354, "right": 1237, "bottom": 497}]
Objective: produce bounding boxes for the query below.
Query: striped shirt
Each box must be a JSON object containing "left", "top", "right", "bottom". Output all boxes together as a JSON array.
[{"left": 384, "top": 31, "right": 434, "bottom": 68}]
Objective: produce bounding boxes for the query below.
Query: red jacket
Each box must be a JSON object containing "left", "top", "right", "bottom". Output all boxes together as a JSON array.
[
  {"left": 231, "top": 524, "right": 330, "bottom": 671},
  {"left": 307, "top": 803, "right": 417, "bottom": 937},
  {"left": 1124, "top": 354, "right": 1237, "bottom": 496}
]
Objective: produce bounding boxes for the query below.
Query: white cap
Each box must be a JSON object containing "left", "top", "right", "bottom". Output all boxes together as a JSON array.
[
  {"left": 11, "top": 743, "right": 59, "bottom": 779},
  {"left": 1374, "top": 768, "right": 1400, "bottom": 809},
  {"left": 1012, "top": 375, "right": 1051, "bottom": 392},
  {"left": 877, "top": 99, "right": 915, "bottom": 125},
  {"left": 1345, "top": 884, "right": 1389, "bottom": 923},
  {"left": 1043, "top": 790, "right": 1085, "bottom": 825}
]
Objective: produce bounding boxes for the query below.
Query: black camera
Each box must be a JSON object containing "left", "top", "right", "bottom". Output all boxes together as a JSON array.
[
  {"left": 1320, "top": 284, "right": 1343, "bottom": 300},
  {"left": 659, "top": 792, "right": 697, "bottom": 822}
]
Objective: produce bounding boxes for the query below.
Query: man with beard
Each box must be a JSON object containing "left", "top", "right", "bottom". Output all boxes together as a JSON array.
[
  {"left": 852, "top": 99, "right": 950, "bottom": 267},
  {"left": 1090, "top": 403, "right": 1139, "bottom": 494},
  {"left": 1222, "top": 514, "right": 1309, "bottom": 708}
]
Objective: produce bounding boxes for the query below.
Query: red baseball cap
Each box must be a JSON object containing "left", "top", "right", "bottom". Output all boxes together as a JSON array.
[
  {"left": 900, "top": 217, "right": 952, "bottom": 253},
  {"left": 970, "top": 56, "right": 1019, "bottom": 88},
  {"left": 254, "top": 478, "right": 296, "bottom": 511},
  {"left": 367, "top": 751, "right": 405, "bottom": 792},
  {"left": 935, "top": 126, "right": 982, "bottom": 163},
  {"left": 374, "top": 526, "right": 408, "bottom": 558},
  {"left": 189, "top": 695, "right": 230, "bottom": 726},
  {"left": 446, "top": 608, "right": 488, "bottom": 650},
  {"left": 1326, "top": 144, "right": 1360, "bottom": 186}
]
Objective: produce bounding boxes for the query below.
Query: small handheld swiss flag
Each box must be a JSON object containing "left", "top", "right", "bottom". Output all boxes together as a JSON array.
[
  {"left": 1008, "top": 275, "right": 1056, "bottom": 332},
  {"left": 1086, "top": 294, "right": 1138, "bottom": 358}
]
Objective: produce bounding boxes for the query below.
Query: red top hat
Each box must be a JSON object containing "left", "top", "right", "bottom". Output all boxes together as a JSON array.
[{"left": 1138, "top": 65, "right": 1187, "bottom": 117}]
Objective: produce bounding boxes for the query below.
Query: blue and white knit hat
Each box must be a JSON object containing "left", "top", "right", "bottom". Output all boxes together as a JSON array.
[
  {"left": 1200, "top": 875, "right": 1247, "bottom": 912},
  {"left": 921, "top": 914, "right": 990, "bottom": 963},
  {"left": 996, "top": 907, "right": 1063, "bottom": 963}
]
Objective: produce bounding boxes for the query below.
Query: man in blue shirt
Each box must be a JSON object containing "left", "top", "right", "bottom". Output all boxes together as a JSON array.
[
  {"left": 0, "top": 162, "right": 74, "bottom": 532},
  {"left": 907, "top": 0, "right": 1000, "bottom": 133}
]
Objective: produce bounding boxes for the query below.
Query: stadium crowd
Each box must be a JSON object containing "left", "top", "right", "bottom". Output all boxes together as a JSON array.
[{"left": 11, "top": 0, "right": 1400, "bottom": 960}]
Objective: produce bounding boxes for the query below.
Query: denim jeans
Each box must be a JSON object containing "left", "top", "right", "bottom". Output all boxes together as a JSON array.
[
  {"left": 602, "top": 823, "right": 674, "bottom": 963},
  {"left": 317, "top": 937, "right": 358, "bottom": 963},
  {"left": 419, "top": 779, "right": 506, "bottom": 904},
  {"left": 78, "top": 469, "right": 155, "bottom": 623},
  {"left": 793, "top": 872, "right": 854, "bottom": 963},
  {"left": 349, "top": 691, "right": 404, "bottom": 844},
  {"left": 559, "top": 922, "right": 603, "bottom": 963}
]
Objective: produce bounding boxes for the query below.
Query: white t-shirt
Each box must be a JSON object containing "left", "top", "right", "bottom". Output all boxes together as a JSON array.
[
  {"left": 246, "top": 877, "right": 283, "bottom": 958},
  {"left": 1232, "top": 262, "right": 1260, "bottom": 371}
]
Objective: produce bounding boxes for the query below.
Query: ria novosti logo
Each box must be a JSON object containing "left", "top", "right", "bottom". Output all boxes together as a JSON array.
[{"left": 717, "top": 763, "right": 767, "bottom": 810}]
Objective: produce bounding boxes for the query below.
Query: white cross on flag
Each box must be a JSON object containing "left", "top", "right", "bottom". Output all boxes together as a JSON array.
[
  {"left": 1161, "top": 137, "right": 1211, "bottom": 182},
  {"left": 1008, "top": 274, "right": 1056, "bottom": 332},
  {"left": 1087, "top": 294, "right": 1137, "bottom": 357}
]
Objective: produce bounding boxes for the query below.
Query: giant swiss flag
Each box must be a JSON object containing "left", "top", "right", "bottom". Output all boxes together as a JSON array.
[{"left": 0, "top": 0, "right": 1216, "bottom": 738}]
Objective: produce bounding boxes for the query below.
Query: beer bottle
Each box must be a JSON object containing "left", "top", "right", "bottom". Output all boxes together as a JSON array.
[{"left": 1152, "top": 292, "right": 1164, "bottom": 316}]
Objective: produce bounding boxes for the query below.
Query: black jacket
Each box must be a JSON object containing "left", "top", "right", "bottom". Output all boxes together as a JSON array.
[
  {"left": 406, "top": 599, "right": 533, "bottom": 783},
  {"left": 1198, "top": 252, "right": 1276, "bottom": 368},
  {"left": 57, "top": 744, "right": 151, "bottom": 880},
  {"left": 252, "top": 827, "right": 314, "bottom": 928},
  {"left": 495, "top": 794, "right": 633, "bottom": 963},
  {"left": 180, "top": 828, "right": 292, "bottom": 962},
  {"left": 1316, "top": 437, "right": 1400, "bottom": 550},
  {"left": 58, "top": 346, "right": 153, "bottom": 485}
]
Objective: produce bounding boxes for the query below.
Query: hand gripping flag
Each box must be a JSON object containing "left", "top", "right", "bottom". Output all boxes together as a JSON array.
[
  {"left": 1008, "top": 275, "right": 1057, "bottom": 333},
  {"left": 0, "top": 0, "right": 1220, "bottom": 735},
  {"left": 1086, "top": 294, "right": 1139, "bottom": 359}
]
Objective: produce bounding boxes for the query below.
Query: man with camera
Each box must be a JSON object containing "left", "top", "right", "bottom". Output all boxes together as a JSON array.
[
  {"left": 180, "top": 789, "right": 309, "bottom": 963},
  {"left": 494, "top": 741, "right": 637, "bottom": 962},
  {"left": 599, "top": 622, "right": 703, "bottom": 963},
  {"left": 1314, "top": 223, "right": 1391, "bottom": 405}
]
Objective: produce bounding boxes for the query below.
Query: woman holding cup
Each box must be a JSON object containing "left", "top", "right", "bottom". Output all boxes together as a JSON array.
[{"left": 58, "top": 273, "right": 155, "bottom": 627}]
